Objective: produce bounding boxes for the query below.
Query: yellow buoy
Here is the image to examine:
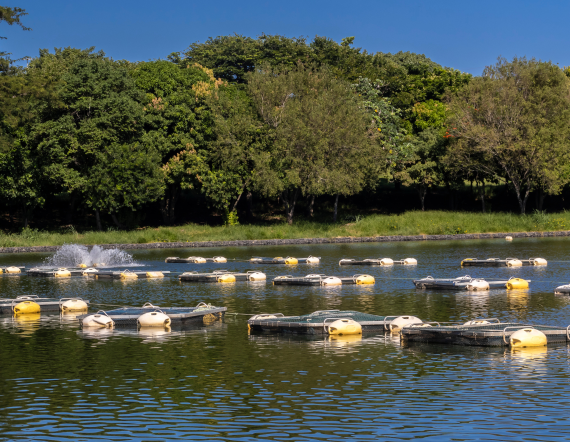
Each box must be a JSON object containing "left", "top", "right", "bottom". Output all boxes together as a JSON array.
[
  {"left": 54, "top": 268, "right": 71, "bottom": 277},
  {"left": 506, "top": 259, "right": 523, "bottom": 267},
  {"left": 355, "top": 274, "right": 375, "bottom": 285},
  {"left": 78, "top": 264, "right": 88, "bottom": 268},
  {"left": 510, "top": 328, "right": 547, "bottom": 348},
  {"left": 60, "top": 299, "right": 88, "bottom": 312},
  {"left": 146, "top": 271, "right": 164, "bottom": 278},
  {"left": 284, "top": 257, "right": 298, "bottom": 265},
  {"left": 13, "top": 301, "right": 41, "bottom": 314},
  {"left": 217, "top": 274, "right": 236, "bottom": 283},
  {"left": 506, "top": 278, "right": 529, "bottom": 289},
  {"left": 213, "top": 256, "right": 227, "bottom": 263},
  {"left": 120, "top": 271, "right": 138, "bottom": 280},
  {"left": 327, "top": 319, "right": 362, "bottom": 335},
  {"left": 5, "top": 266, "right": 21, "bottom": 273},
  {"left": 380, "top": 258, "right": 394, "bottom": 266},
  {"left": 137, "top": 311, "right": 171, "bottom": 327}
]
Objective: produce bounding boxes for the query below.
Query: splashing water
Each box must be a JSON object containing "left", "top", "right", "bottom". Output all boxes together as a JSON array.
[{"left": 44, "top": 244, "right": 137, "bottom": 268}]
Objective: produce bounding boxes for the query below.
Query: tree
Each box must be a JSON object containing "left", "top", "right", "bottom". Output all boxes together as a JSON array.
[
  {"left": 26, "top": 57, "right": 163, "bottom": 229},
  {"left": 446, "top": 57, "right": 570, "bottom": 214},
  {"left": 203, "top": 84, "right": 270, "bottom": 224},
  {"left": 0, "top": 6, "right": 29, "bottom": 38},
  {"left": 248, "top": 63, "right": 378, "bottom": 224},
  {"left": 132, "top": 60, "right": 214, "bottom": 224}
]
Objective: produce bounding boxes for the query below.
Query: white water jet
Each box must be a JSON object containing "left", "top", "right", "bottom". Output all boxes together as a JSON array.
[{"left": 44, "top": 244, "right": 137, "bottom": 268}]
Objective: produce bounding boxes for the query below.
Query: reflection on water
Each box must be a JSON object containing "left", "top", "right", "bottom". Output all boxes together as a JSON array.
[{"left": 1, "top": 238, "right": 570, "bottom": 440}]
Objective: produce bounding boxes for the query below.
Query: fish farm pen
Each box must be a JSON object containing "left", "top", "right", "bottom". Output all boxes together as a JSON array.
[
  {"left": 412, "top": 276, "right": 530, "bottom": 290},
  {"left": 401, "top": 320, "right": 570, "bottom": 347},
  {"left": 249, "top": 256, "right": 320, "bottom": 264},
  {"left": 165, "top": 256, "right": 227, "bottom": 263},
  {"left": 179, "top": 270, "right": 266, "bottom": 282},
  {"left": 339, "top": 258, "right": 417, "bottom": 266},
  {"left": 27, "top": 268, "right": 170, "bottom": 279},
  {"left": 272, "top": 274, "right": 375, "bottom": 286},
  {"left": 247, "top": 310, "right": 421, "bottom": 335},
  {"left": 78, "top": 303, "right": 227, "bottom": 328},
  {"left": 0, "top": 296, "right": 89, "bottom": 314},
  {"left": 460, "top": 257, "right": 547, "bottom": 267}
]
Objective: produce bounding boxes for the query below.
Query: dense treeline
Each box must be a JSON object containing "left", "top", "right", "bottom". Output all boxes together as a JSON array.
[{"left": 1, "top": 20, "right": 570, "bottom": 230}]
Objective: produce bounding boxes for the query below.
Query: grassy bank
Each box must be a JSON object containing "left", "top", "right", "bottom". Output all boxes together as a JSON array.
[{"left": 1, "top": 211, "right": 569, "bottom": 248}]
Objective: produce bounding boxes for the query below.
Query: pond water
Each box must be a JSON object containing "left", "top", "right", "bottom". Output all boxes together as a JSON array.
[{"left": 1, "top": 238, "right": 570, "bottom": 441}]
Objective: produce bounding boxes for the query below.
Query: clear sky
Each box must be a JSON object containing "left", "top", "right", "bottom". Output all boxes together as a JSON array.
[{"left": 2, "top": 0, "right": 567, "bottom": 75}]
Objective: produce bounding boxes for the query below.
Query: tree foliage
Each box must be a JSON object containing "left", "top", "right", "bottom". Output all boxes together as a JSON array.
[{"left": 446, "top": 57, "right": 570, "bottom": 214}]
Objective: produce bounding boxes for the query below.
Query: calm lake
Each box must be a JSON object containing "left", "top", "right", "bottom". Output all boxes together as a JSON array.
[{"left": 1, "top": 238, "right": 570, "bottom": 441}]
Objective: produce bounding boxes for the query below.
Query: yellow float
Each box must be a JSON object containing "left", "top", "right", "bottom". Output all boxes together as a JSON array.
[
  {"left": 506, "top": 278, "right": 529, "bottom": 289},
  {"left": 355, "top": 274, "right": 375, "bottom": 285},
  {"left": 510, "top": 328, "right": 547, "bottom": 348},
  {"left": 13, "top": 300, "right": 41, "bottom": 314},
  {"left": 326, "top": 319, "right": 362, "bottom": 335}
]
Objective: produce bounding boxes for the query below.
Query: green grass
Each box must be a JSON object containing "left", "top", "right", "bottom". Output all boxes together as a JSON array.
[{"left": 2, "top": 210, "right": 569, "bottom": 248}]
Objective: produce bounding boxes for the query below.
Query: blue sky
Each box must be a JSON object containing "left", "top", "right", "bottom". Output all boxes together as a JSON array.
[{"left": 2, "top": 0, "right": 566, "bottom": 75}]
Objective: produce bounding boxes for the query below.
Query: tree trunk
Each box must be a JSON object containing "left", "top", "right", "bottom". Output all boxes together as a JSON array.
[
  {"left": 282, "top": 189, "right": 299, "bottom": 225},
  {"left": 478, "top": 181, "right": 486, "bottom": 213},
  {"left": 333, "top": 194, "right": 339, "bottom": 222},
  {"left": 95, "top": 209, "right": 102, "bottom": 231},
  {"left": 417, "top": 185, "right": 427, "bottom": 211},
  {"left": 67, "top": 192, "right": 78, "bottom": 224},
  {"left": 169, "top": 187, "right": 179, "bottom": 224},
  {"left": 536, "top": 188, "right": 546, "bottom": 211},
  {"left": 446, "top": 182, "right": 454, "bottom": 210},
  {"left": 160, "top": 198, "right": 169, "bottom": 225},
  {"left": 512, "top": 181, "right": 530, "bottom": 215},
  {"left": 246, "top": 191, "right": 253, "bottom": 221},
  {"left": 306, "top": 195, "right": 315, "bottom": 218},
  {"left": 110, "top": 213, "right": 125, "bottom": 229},
  {"left": 394, "top": 180, "right": 401, "bottom": 191}
]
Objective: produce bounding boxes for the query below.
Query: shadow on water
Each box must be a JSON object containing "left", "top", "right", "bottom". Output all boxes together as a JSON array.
[{"left": 1, "top": 238, "right": 570, "bottom": 440}]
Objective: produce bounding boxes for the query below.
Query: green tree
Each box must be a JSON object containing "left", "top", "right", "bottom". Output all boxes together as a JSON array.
[
  {"left": 27, "top": 57, "right": 163, "bottom": 229},
  {"left": 204, "top": 84, "right": 270, "bottom": 224},
  {"left": 132, "top": 60, "right": 214, "bottom": 224},
  {"left": 446, "top": 57, "right": 570, "bottom": 214},
  {"left": 248, "top": 63, "right": 378, "bottom": 224}
]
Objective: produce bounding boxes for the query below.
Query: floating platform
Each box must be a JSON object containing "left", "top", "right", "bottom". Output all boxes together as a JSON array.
[
  {"left": 78, "top": 302, "right": 227, "bottom": 328},
  {"left": 272, "top": 274, "right": 374, "bottom": 286},
  {"left": 0, "top": 295, "right": 89, "bottom": 314},
  {"left": 27, "top": 268, "right": 170, "bottom": 279},
  {"left": 248, "top": 310, "right": 420, "bottom": 335},
  {"left": 401, "top": 319, "right": 569, "bottom": 347},
  {"left": 165, "top": 256, "right": 227, "bottom": 263},
  {"left": 339, "top": 258, "right": 417, "bottom": 266},
  {"left": 249, "top": 256, "right": 320, "bottom": 265},
  {"left": 179, "top": 270, "right": 266, "bottom": 282},
  {"left": 460, "top": 257, "right": 547, "bottom": 267},
  {"left": 413, "top": 276, "right": 530, "bottom": 290}
]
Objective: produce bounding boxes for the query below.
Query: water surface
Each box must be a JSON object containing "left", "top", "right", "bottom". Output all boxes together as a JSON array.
[{"left": 1, "top": 238, "right": 570, "bottom": 441}]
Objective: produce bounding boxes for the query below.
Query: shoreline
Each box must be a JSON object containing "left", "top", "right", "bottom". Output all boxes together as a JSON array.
[{"left": 0, "top": 229, "right": 569, "bottom": 253}]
